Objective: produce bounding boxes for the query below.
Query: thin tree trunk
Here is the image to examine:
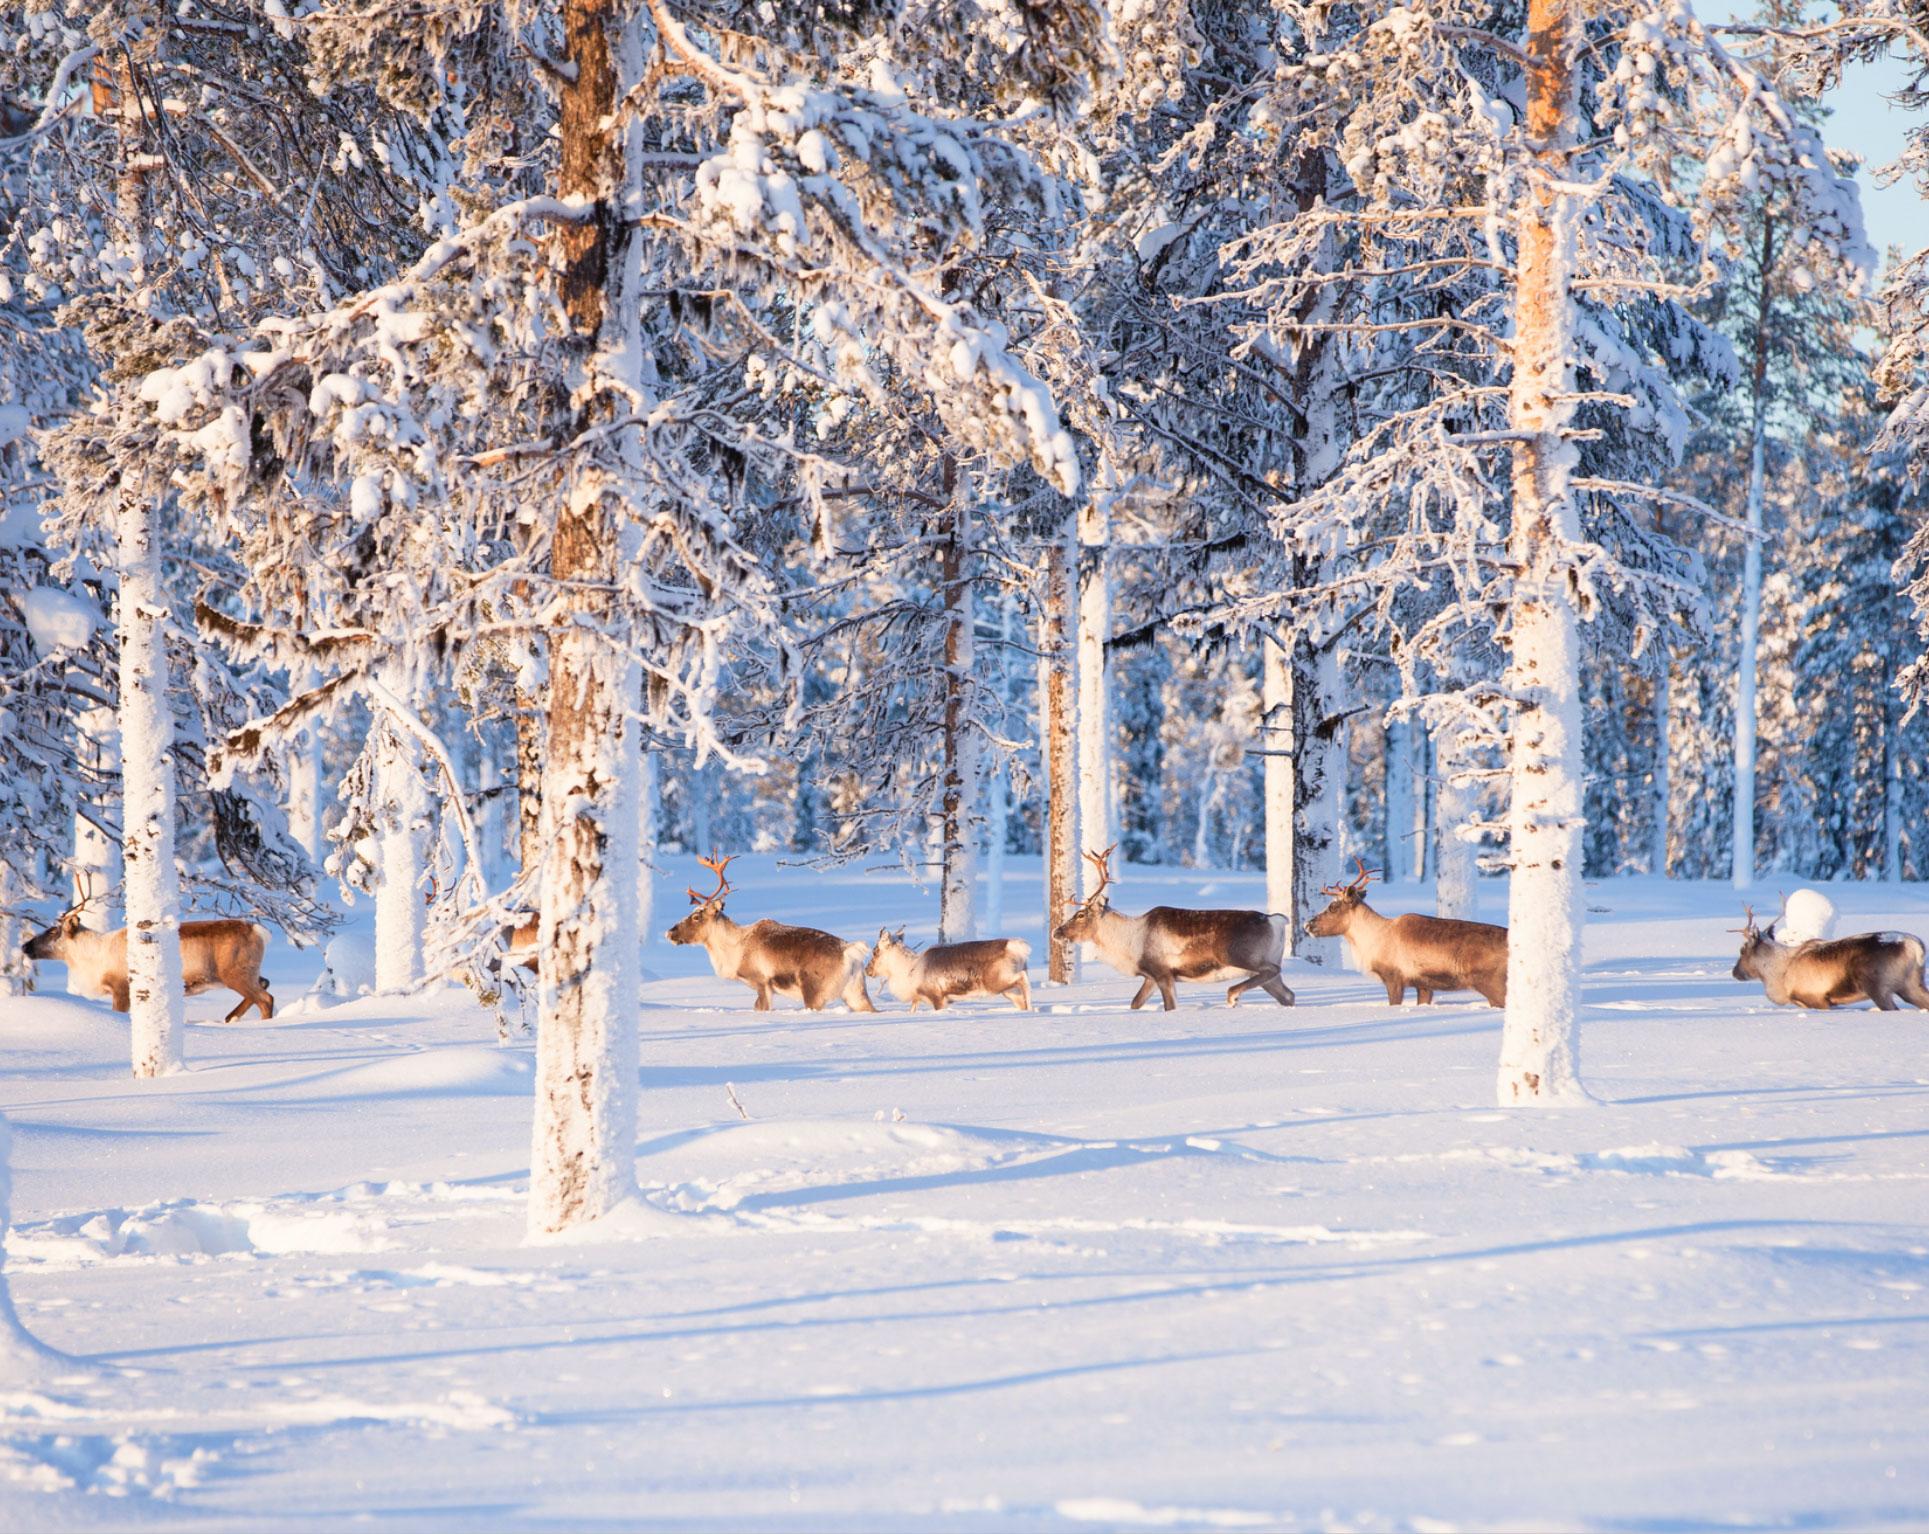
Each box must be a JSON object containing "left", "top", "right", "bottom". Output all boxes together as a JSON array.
[
  {"left": 515, "top": 683, "right": 544, "bottom": 880},
  {"left": 120, "top": 486, "right": 185, "bottom": 1078},
  {"left": 373, "top": 663, "right": 428, "bottom": 995},
  {"left": 1262, "top": 635, "right": 1293, "bottom": 927},
  {"left": 938, "top": 470, "right": 977, "bottom": 941},
  {"left": 477, "top": 725, "right": 502, "bottom": 885},
  {"left": 1434, "top": 724, "right": 1480, "bottom": 919},
  {"left": 529, "top": 0, "right": 641, "bottom": 1235},
  {"left": 983, "top": 585, "right": 1010, "bottom": 938},
  {"left": 1732, "top": 218, "right": 1776, "bottom": 891},
  {"left": 639, "top": 747, "right": 658, "bottom": 960},
  {"left": 1651, "top": 663, "right": 1671, "bottom": 877},
  {"left": 288, "top": 659, "right": 325, "bottom": 870},
  {"left": 1498, "top": 0, "right": 1587, "bottom": 1105},
  {"left": 0, "top": 862, "right": 29, "bottom": 997},
  {"left": 1076, "top": 494, "right": 1111, "bottom": 887},
  {"left": 1385, "top": 716, "right": 1415, "bottom": 883},
  {"left": 1883, "top": 689, "right": 1902, "bottom": 882},
  {"left": 1042, "top": 525, "right": 1079, "bottom": 982},
  {"left": 72, "top": 691, "right": 121, "bottom": 933}
]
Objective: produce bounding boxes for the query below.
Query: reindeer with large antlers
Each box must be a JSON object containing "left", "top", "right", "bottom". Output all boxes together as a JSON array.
[
  {"left": 666, "top": 853, "right": 877, "bottom": 1012},
  {"left": 1052, "top": 845, "right": 1293, "bottom": 1010},
  {"left": 1305, "top": 858, "right": 1509, "bottom": 1007},
  {"left": 1730, "top": 897, "right": 1929, "bottom": 1011}
]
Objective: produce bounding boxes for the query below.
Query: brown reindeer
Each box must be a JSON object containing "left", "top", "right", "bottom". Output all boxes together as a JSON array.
[
  {"left": 22, "top": 909, "right": 274, "bottom": 1020},
  {"left": 867, "top": 930, "right": 1032, "bottom": 1012},
  {"left": 665, "top": 853, "right": 877, "bottom": 1012},
  {"left": 1053, "top": 846, "right": 1293, "bottom": 1011},
  {"left": 1305, "top": 859, "right": 1508, "bottom": 1007},
  {"left": 1731, "top": 899, "right": 1929, "bottom": 1011}
]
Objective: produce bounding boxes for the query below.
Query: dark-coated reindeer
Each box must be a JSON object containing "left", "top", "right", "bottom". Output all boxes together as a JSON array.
[
  {"left": 1305, "top": 859, "right": 1508, "bottom": 1007},
  {"left": 1730, "top": 899, "right": 1929, "bottom": 1011},
  {"left": 1052, "top": 846, "right": 1293, "bottom": 1010},
  {"left": 666, "top": 853, "right": 877, "bottom": 1012},
  {"left": 867, "top": 929, "right": 1032, "bottom": 1012},
  {"left": 22, "top": 908, "right": 275, "bottom": 1021}
]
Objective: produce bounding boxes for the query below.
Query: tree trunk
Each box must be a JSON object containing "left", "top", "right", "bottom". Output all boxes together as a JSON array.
[
  {"left": 639, "top": 748, "right": 658, "bottom": 961},
  {"left": 1076, "top": 495, "right": 1111, "bottom": 888},
  {"left": 1732, "top": 219, "right": 1777, "bottom": 891},
  {"left": 515, "top": 683, "right": 544, "bottom": 882},
  {"left": 1042, "top": 525, "right": 1079, "bottom": 982},
  {"left": 288, "top": 659, "right": 325, "bottom": 871},
  {"left": 1262, "top": 636, "right": 1294, "bottom": 928},
  {"left": 119, "top": 487, "right": 185, "bottom": 1078},
  {"left": 373, "top": 664, "right": 428, "bottom": 995},
  {"left": 72, "top": 689, "right": 121, "bottom": 936},
  {"left": 1651, "top": 663, "right": 1671, "bottom": 877},
  {"left": 1434, "top": 723, "right": 1481, "bottom": 919},
  {"left": 1385, "top": 715, "right": 1417, "bottom": 883},
  {"left": 0, "top": 862, "right": 30, "bottom": 998},
  {"left": 477, "top": 725, "right": 502, "bottom": 885},
  {"left": 1883, "top": 687, "right": 1902, "bottom": 882},
  {"left": 938, "top": 472, "right": 977, "bottom": 941},
  {"left": 528, "top": 0, "right": 642, "bottom": 1236},
  {"left": 1498, "top": 0, "right": 1587, "bottom": 1105},
  {"left": 983, "top": 587, "right": 1010, "bottom": 938}
]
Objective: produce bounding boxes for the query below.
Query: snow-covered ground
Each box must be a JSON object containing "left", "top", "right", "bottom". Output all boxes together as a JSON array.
[{"left": 3, "top": 860, "right": 1926, "bottom": 1530}]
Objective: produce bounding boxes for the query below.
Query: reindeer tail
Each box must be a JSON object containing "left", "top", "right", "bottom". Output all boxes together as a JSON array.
[{"left": 1006, "top": 939, "right": 1032, "bottom": 966}]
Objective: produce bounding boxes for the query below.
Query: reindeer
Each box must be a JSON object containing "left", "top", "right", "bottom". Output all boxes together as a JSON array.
[
  {"left": 1053, "top": 846, "right": 1293, "bottom": 1011},
  {"left": 867, "top": 930, "right": 1032, "bottom": 1012},
  {"left": 1730, "top": 899, "right": 1929, "bottom": 1011},
  {"left": 1305, "top": 859, "right": 1508, "bottom": 1007},
  {"left": 665, "top": 853, "right": 877, "bottom": 1012},
  {"left": 22, "top": 909, "right": 274, "bottom": 1020}
]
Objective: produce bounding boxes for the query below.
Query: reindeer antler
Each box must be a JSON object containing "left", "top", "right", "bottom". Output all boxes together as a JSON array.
[
  {"left": 1320, "top": 856, "right": 1381, "bottom": 899},
  {"left": 1727, "top": 903, "right": 1758, "bottom": 935},
  {"left": 687, "top": 850, "right": 736, "bottom": 907},
  {"left": 1082, "top": 844, "right": 1118, "bottom": 904}
]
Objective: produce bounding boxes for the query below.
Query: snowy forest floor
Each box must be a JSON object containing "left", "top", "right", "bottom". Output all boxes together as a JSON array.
[{"left": 2, "top": 859, "right": 1926, "bottom": 1531}]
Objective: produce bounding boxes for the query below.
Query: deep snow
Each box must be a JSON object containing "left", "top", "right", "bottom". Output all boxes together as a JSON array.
[{"left": 1, "top": 859, "right": 1925, "bottom": 1530}]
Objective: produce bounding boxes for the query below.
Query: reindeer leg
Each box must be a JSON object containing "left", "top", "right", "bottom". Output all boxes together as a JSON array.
[
  {"left": 1156, "top": 971, "right": 1178, "bottom": 1012},
  {"left": 1416, "top": 987, "right": 1435, "bottom": 1005},
  {"left": 1871, "top": 989, "right": 1899, "bottom": 1011},
  {"left": 1129, "top": 976, "right": 1157, "bottom": 1010},
  {"left": 223, "top": 993, "right": 250, "bottom": 1023},
  {"left": 1382, "top": 974, "right": 1404, "bottom": 1006},
  {"left": 1010, "top": 974, "right": 1031, "bottom": 1012},
  {"left": 1260, "top": 974, "right": 1295, "bottom": 1007},
  {"left": 257, "top": 985, "right": 275, "bottom": 1020},
  {"left": 1901, "top": 977, "right": 1929, "bottom": 1011},
  {"left": 752, "top": 982, "right": 773, "bottom": 1011},
  {"left": 111, "top": 982, "right": 131, "bottom": 1014}
]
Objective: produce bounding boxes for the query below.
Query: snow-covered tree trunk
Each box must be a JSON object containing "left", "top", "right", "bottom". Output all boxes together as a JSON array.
[
  {"left": 373, "top": 667, "right": 429, "bottom": 995},
  {"left": 119, "top": 487, "right": 185, "bottom": 1079},
  {"left": 1651, "top": 664, "right": 1671, "bottom": 877},
  {"left": 288, "top": 659, "right": 325, "bottom": 869},
  {"left": 1497, "top": 0, "right": 1587, "bottom": 1106},
  {"left": 528, "top": 0, "right": 642, "bottom": 1236},
  {"left": 0, "top": 862, "right": 30, "bottom": 998},
  {"left": 938, "top": 477, "right": 977, "bottom": 941},
  {"left": 515, "top": 687, "right": 544, "bottom": 880},
  {"left": 71, "top": 693, "right": 121, "bottom": 932},
  {"left": 1883, "top": 690, "right": 1902, "bottom": 882},
  {"left": 1435, "top": 724, "right": 1480, "bottom": 919},
  {"left": 1042, "top": 525, "right": 1079, "bottom": 982},
  {"left": 983, "top": 588, "right": 1010, "bottom": 938},
  {"left": 638, "top": 748, "right": 658, "bottom": 961},
  {"left": 1292, "top": 632, "right": 1344, "bottom": 967},
  {"left": 477, "top": 728, "right": 503, "bottom": 885},
  {"left": 1076, "top": 495, "right": 1111, "bottom": 887},
  {"left": 1732, "top": 224, "right": 1776, "bottom": 891},
  {"left": 1385, "top": 716, "right": 1418, "bottom": 883},
  {"left": 1262, "top": 636, "right": 1293, "bottom": 925}
]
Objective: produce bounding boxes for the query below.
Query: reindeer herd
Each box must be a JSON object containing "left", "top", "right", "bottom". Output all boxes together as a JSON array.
[{"left": 18, "top": 850, "right": 1929, "bottom": 1021}]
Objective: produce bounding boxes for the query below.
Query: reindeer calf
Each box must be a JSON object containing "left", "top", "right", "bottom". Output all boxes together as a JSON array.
[
  {"left": 1731, "top": 903, "right": 1929, "bottom": 1011},
  {"left": 868, "top": 931, "right": 1032, "bottom": 1012},
  {"left": 1306, "top": 861, "right": 1508, "bottom": 1007},
  {"left": 23, "top": 910, "right": 274, "bottom": 1021}
]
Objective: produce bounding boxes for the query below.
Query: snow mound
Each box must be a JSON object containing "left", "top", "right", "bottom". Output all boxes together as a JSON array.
[
  {"left": 1774, "top": 888, "right": 1838, "bottom": 944},
  {"left": 650, "top": 1119, "right": 1037, "bottom": 1214},
  {"left": 290, "top": 933, "right": 377, "bottom": 1010},
  {"left": 315, "top": 1046, "right": 533, "bottom": 1098},
  {"left": 11, "top": 1196, "right": 389, "bottom": 1267}
]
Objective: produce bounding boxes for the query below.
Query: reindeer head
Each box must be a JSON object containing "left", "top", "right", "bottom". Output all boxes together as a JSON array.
[
  {"left": 1729, "top": 895, "right": 1787, "bottom": 982},
  {"left": 666, "top": 852, "right": 736, "bottom": 946},
  {"left": 1053, "top": 846, "right": 1118, "bottom": 944},
  {"left": 1306, "top": 858, "right": 1378, "bottom": 938},
  {"left": 866, "top": 927, "right": 910, "bottom": 979},
  {"left": 22, "top": 907, "right": 85, "bottom": 961}
]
